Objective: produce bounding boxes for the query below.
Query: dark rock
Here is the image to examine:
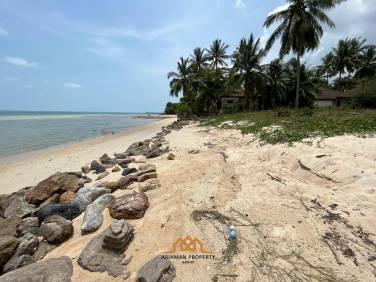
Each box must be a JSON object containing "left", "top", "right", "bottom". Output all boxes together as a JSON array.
[
  {"left": 116, "top": 175, "right": 138, "bottom": 190},
  {"left": 0, "top": 216, "right": 22, "bottom": 237},
  {"left": 167, "top": 153, "right": 175, "bottom": 160},
  {"left": 139, "top": 180, "right": 161, "bottom": 193},
  {"left": 138, "top": 173, "right": 158, "bottom": 183},
  {"left": 0, "top": 256, "right": 73, "bottom": 282},
  {"left": 78, "top": 175, "right": 92, "bottom": 187},
  {"left": 114, "top": 152, "right": 128, "bottom": 159},
  {"left": 81, "top": 194, "right": 115, "bottom": 233},
  {"left": 39, "top": 194, "right": 60, "bottom": 209},
  {"left": 3, "top": 233, "right": 39, "bottom": 273},
  {"left": 39, "top": 215, "right": 73, "bottom": 244},
  {"left": 78, "top": 219, "right": 134, "bottom": 277},
  {"left": 99, "top": 153, "right": 112, "bottom": 164},
  {"left": 103, "top": 181, "right": 119, "bottom": 192},
  {"left": 112, "top": 166, "right": 121, "bottom": 172},
  {"left": 96, "top": 171, "right": 110, "bottom": 181},
  {"left": 81, "top": 165, "right": 91, "bottom": 174},
  {"left": 90, "top": 160, "right": 107, "bottom": 174},
  {"left": 122, "top": 167, "right": 137, "bottom": 176},
  {"left": 146, "top": 148, "right": 162, "bottom": 159},
  {"left": 73, "top": 186, "right": 110, "bottom": 212},
  {"left": 109, "top": 192, "right": 149, "bottom": 220},
  {"left": 136, "top": 256, "right": 176, "bottom": 282},
  {"left": 4, "top": 197, "right": 34, "bottom": 218},
  {"left": 32, "top": 241, "right": 55, "bottom": 261},
  {"left": 59, "top": 191, "right": 76, "bottom": 204},
  {"left": 26, "top": 172, "right": 82, "bottom": 205},
  {"left": 118, "top": 157, "right": 136, "bottom": 168},
  {"left": 102, "top": 219, "right": 134, "bottom": 252},
  {"left": 188, "top": 149, "right": 200, "bottom": 154},
  {"left": 36, "top": 203, "right": 81, "bottom": 222},
  {"left": 0, "top": 236, "right": 19, "bottom": 267},
  {"left": 17, "top": 217, "right": 39, "bottom": 237}
]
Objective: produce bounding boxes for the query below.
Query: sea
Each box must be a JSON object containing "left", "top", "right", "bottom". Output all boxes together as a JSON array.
[{"left": 0, "top": 111, "right": 159, "bottom": 158}]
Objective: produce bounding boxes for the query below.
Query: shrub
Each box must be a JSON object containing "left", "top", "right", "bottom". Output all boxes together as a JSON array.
[{"left": 352, "top": 79, "right": 376, "bottom": 108}]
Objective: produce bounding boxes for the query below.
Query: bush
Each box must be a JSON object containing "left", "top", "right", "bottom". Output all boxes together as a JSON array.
[
  {"left": 164, "top": 102, "right": 178, "bottom": 114},
  {"left": 352, "top": 79, "right": 376, "bottom": 108}
]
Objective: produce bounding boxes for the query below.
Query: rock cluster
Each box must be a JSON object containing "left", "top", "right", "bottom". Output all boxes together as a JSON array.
[{"left": 78, "top": 219, "right": 134, "bottom": 277}]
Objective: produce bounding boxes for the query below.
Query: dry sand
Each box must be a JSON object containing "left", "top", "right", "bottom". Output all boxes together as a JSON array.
[{"left": 2, "top": 120, "right": 376, "bottom": 281}]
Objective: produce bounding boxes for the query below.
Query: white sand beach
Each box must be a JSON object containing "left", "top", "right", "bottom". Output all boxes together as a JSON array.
[{"left": 2, "top": 120, "right": 375, "bottom": 281}]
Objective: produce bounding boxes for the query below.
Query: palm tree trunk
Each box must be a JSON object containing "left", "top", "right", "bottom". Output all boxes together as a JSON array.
[
  {"left": 245, "top": 77, "right": 250, "bottom": 110},
  {"left": 295, "top": 53, "right": 301, "bottom": 108}
]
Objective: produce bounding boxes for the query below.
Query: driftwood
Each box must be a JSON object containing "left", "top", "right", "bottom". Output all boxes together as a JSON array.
[
  {"left": 266, "top": 173, "right": 287, "bottom": 185},
  {"left": 298, "top": 160, "right": 339, "bottom": 183}
]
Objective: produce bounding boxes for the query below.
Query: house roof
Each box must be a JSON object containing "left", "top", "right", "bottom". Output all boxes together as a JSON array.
[{"left": 317, "top": 88, "right": 354, "bottom": 100}]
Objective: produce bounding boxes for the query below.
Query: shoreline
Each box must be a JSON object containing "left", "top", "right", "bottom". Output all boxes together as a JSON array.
[{"left": 0, "top": 116, "right": 176, "bottom": 195}]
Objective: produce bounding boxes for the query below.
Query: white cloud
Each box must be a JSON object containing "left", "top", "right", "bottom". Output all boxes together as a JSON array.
[
  {"left": 3, "top": 76, "right": 19, "bottom": 82},
  {"left": 0, "top": 27, "right": 8, "bottom": 36},
  {"left": 23, "top": 84, "right": 34, "bottom": 89},
  {"left": 4, "top": 56, "right": 38, "bottom": 67},
  {"left": 234, "top": 0, "right": 246, "bottom": 9},
  {"left": 64, "top": 82, "right": 83, "bottom": 89}
]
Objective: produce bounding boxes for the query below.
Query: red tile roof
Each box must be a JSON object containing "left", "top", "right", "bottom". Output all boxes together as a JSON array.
[{"left": 317, "top": 88, "right": 354, "bottom": 100}]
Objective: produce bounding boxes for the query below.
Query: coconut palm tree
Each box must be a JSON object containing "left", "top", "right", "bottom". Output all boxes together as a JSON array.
[
  {"left": 232, "top": 34, "right": 267, "bottom": 110},
  {"left": 264, "top": 0, "right": 341, "bottom": 108},
  {"left": 355, "top": 45, "right": 376, "bottom": 79},
  {"left": 319, "top": 52, "right": 336, "bottom": 83},
  {"left": 206, "top": 39, "right": 229, "bottom": 70},
  {"left": 167, "top": 57, "right": 194, "bottom": 115},
  {"left": 190, "top": 47, "right": 209, "bottom": 74},
  {"left": 263, "top": 59, "right": 287, "bottom": 107}
]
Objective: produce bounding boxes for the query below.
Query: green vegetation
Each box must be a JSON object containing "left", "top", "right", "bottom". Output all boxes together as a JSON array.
[
  {"left": 202, "top": 108, "right": 376, "bottom": 145},
  {"left": 165, "top": 0, "right": 376, "bottom": 118}
]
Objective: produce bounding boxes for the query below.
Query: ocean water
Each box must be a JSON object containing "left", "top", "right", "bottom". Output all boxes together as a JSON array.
[{"left": 0, "top": 111, "right": 158, "bottom": 158}]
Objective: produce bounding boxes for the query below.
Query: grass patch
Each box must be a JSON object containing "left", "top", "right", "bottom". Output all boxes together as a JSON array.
[{"left": 201, "top": 108, "right": 376, "bottom": 145}]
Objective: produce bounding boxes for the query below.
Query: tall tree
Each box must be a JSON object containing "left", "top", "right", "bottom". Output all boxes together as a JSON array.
[
  {"left": 167, "top": 57, "right": 194, "bottom": 115},
  {"left": 319, "top": 52, "right": 335, "bottom": 83},
  {"left": 332, "top": 37, "right": 366, "bottom": 81},
  {"left": 264, "top": 0, "right": 341, "bottom": 108},
  {"left": 232, "top": 34, "right": 267, "bottom": 110},
  {"left": 263, "top": 59, "right": 287, "bottom": 107},
  {"left": 190, "top": 47, "right": 209, "bottom": 74},
  {"left": 355, "top": 45, "right": 376, "bottom": 79},
  {"left": 207, "top": 39, "right": 229, "bottom": 70}
]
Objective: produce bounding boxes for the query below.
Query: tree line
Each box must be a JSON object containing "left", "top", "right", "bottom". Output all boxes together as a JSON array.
[{"left": 166, "top": 0, "right": 376, "bottom": 116}]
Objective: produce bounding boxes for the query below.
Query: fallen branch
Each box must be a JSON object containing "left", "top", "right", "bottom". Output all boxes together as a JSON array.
[
  {"left": 266, "top": 172, "right": 287, "bottom": 185},
  {"left": 298, "top": 160, "right": 339, "bottom": 183},
  {"left": 322, "top": 238, "right": 343, "bottom": 265}
]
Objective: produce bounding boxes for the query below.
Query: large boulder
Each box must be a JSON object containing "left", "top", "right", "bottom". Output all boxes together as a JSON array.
[
  {"left": 0, "top": 236, "right": 19, "bottom": 267},
  {"left": 17, "top": 217, "right": 39, "bottom": 237},
  {"left": 73, "top": 186, "right": 110, "bottom": 212},
  {"left": 0, "top": 256, "right": 73, "bottom": 282},
  {"left": 136, "top": 256, "right": 176, "bottom": 282},
  {"left": 59, "top": 191, "right": 76, "bottom": 204},
  {"left": 139, "top": 179, "right": 161, "bottom": 193},
  {"left": 99, "top": 154, "right": 117, "bottom": 165},
  {"left": 117, "top": 157, "right": 135, "bottom": 168},
  {"left": 0, "top": 216, "right": 22, "bottom": 237},
  {"left": 138, "top": 173, "right": 157, "bottom": 183},
  {"left": 32, "top": 241, "right": 56, "bottom": 261},
  {"left": 39, "top": 215, "right": 73, "bottom": 244},
  {"left": 35, "top": 203, "right": 81, "bottom": 222},
  {"left": 4, "top": 197, "right": 34, "bottom": 218},
  {"left": 113, "top": 152, "right": 128, "bottom": 159},
  {"left": 90, "top": 160, "right": 107, "bottom": 174},
  {"left": 125, "top": 141, "right": 150, "bottom": 156},
  {"left": 122, "top": 167, "right": 137, "bottom": 176},
  {"left": 0, "top": 195, "right": 12, "bottom": 218},
  {"left": 109, "top": 192, "right": 149, "bottom": 220},
  {"left": 78, "top": 219, "right": 134, "bottom": 277},
  {"left": 3, "top": 233, "right": 39, "bottom": 273},
  {"left": 26, "top": 172, "right": 82, "bottom": 205},
  {"left": 81, "top": 194, "right": 115, "bottom": 233},
  {"left": 116, "top": 175, "right": 138, "bottom": 190}
]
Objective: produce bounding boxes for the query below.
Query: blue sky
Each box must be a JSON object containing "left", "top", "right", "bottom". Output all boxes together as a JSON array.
[{"left": 0, "top": 0, "right": 374, "bottom": 112}]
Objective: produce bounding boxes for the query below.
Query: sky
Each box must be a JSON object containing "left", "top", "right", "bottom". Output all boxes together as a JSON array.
[{"left": 0, "top": 0, "right": 375, "bottom": 112}]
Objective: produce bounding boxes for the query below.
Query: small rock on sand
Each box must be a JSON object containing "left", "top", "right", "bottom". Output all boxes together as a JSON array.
[{"left": 136, "top": 255, "right": 176, "bottom": 282}]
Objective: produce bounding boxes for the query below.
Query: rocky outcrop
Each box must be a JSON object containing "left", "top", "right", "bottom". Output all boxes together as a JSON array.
[
  {"left": 138, "top": 173, "right": 158, "bottom": 183},
  {"left": 0, "top": 236, "right": 19, "bottom": 267},
  {"left": 118, "top": 157, "right": 135, "bottom": 168},
  {"left": 139, "top": 179, "right": 161, "bottom": 193},
  {"left": 136, "top": 256, "right": 176, "bottom": 282},
  {"left": 78, "top": 219, "right": 134, "bottom": 277},
  {"left": 17, "top": 217, "right": 39, "bottom": 237},
  {"left": 59, "top": 191, "right": 76, "bottom": 204},
  {"left": 3, "top": 233, "right": 39, "bottom": 273},
  {"left": 73, "top": 186, "right": 110, "bottom": 212},
  {"left": 26, "top": 172, "right": 82, "bottom": 205},
  {"left": 36, "top": 203, "right": 81, "bottom": 222},
  {"left": 122, "top": 167, "right": 137, "bottom": 176},
  {"left": 109, "top": 192, "right": 149, "bottom": 220},
  {"left": 0, "top": 216, "right": 22, "bottom": 237},
  {"left": 0, "top": 256, "right": 73, "bottom": 282},
  {"left": 81, "top": 194, "right": 115, "bottom": 233},
  {"left": 39, "top": 215, "right": 73, "bottom": 244},
  {"left": 4, "top": 197, "right": 34, "bottom": 218},
  {"left": 39, "top": 194, "right": 60, "bottom": 209}
]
